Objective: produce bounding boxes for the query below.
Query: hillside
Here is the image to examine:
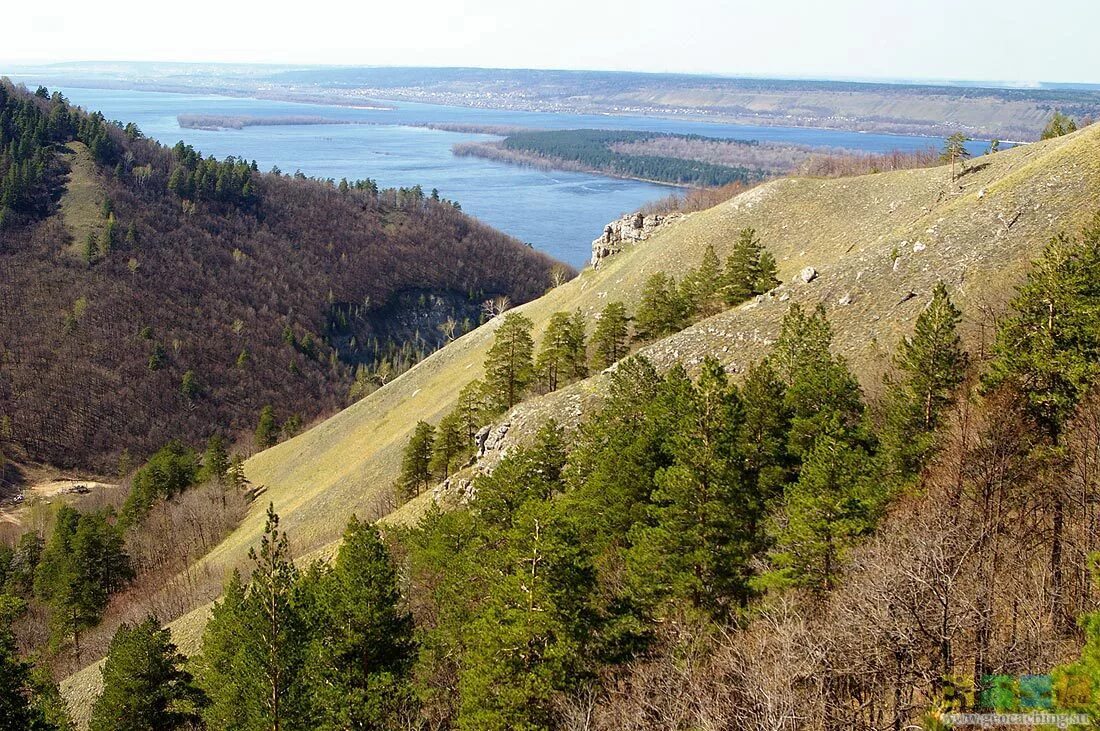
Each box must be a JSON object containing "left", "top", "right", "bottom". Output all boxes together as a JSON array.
[
  {"left": 121, "top": 123, "right": 1100, "bottom": 623},
  {"left": 54, "top": 123, "right": 1100, "bottom": 725},
  {"left": 0, "top": 80, "right": 564, "bottom": 475},
  {"left": 241, "top": 120, "right": 1100, "bottom": 554}
]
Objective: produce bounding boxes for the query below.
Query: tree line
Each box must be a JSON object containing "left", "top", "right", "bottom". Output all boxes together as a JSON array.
[{"left": 455, "top": 128, "right": 764, "bottom": 187}]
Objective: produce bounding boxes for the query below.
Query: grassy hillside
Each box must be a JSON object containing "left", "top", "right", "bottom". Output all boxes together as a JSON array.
[
  {"left": 222, "top": 120, "right": 1100, "bottom": 595},
  {"left": 59, "top": 123, "right": 1100, "bottom": 723}
]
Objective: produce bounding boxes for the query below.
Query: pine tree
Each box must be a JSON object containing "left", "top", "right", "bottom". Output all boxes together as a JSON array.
[
  {"left": 590, "top": 301, "right": 629, "bottom": 370},
  {"left": 723, "top": 228, "right": 763, "bottom": 304},
  {"left": 755, "top": 249, "right": 780, "bottom": 293},
  {"left": 201, "top": 434, "right": 230, "bottom": 485},
  {"left": 200, "top": 505, "right": 309, "bottom": 731},
  {"left": 457, "top": 501, "right": 584, "bottom": 731},
  {"left": 772, "top": 304, "right": 865, "bottom": 457},
  {"left": 302, "top": 517, "right": 414, "bottom": 730},
  {"left": 483, "top": 311, "right": 535, "bottom": 411},
  {"left": 882, "top": 282, "right": 968, "bottom": 478},
  {"left": 766, "top": 434, "right": 883, "bottom": 592},
  {"left": 431, "top": 411, "right": 468, "bottom": 477},
  {"left": 455, "top": 380, "right": 489, "bottom": 440},
  {"left": 89, "top": 617, "right": 205, "bottom": 731},
  {"left": 34, "top": 507, "right": 132, "bottom": 658},
  {"left": 534, "top": 311, "right": 586, "bottom": 393},
  {"left": 195, "top": 572, "right": 252, "bottom": 730},
  {"left": 1041, "top": 110, "right": 1078, "bottom": 140},
  {"left": 634, "top": 272, "right": 687, "bottom": 342},
  {"left": 399, "top": 421, "right": 436, "bottom": 500},
  {"left": 0, "top": 596, "right": 56, "bottom": 731},
  {"left": 738, "top": 359, "right": 793, "bottom": 505},
  {"left": 627, "top": 359, "right": 757, "bottom": 614},
  {"left": 83, "top": 232, "right": 98, "bottom": 264},
  {"left": 681, "top": 244, "right": 723, "bottom": 314},
  {"left": 255, "top": 405, "right": 280, "bottom": 450},
  {"left": 985, "top": 220, "right": 1100, "bottom": 441},
  {"left": 941, "top": 132, "right": 971, "bottom": 181},
  {"left": 473, "top": 421, "right": 566, "bottom": 529}
]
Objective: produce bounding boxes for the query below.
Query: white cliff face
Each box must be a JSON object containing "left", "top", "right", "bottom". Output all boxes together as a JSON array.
[{"left": 591, "top": 211, "right": 682, "bottom": 268}]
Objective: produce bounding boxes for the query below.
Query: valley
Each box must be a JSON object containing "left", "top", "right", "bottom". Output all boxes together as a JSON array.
[{"left": 2, "top": 54, "right": 1100, "bottom": 731}]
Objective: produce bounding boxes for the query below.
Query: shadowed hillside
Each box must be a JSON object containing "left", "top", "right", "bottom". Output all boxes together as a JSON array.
[{"left": 0, "top": 80, "right": 564, "bottom": 472}]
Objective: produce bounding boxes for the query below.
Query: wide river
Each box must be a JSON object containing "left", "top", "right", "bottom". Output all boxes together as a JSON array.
[{"left": 13, "top": 82, "right": 986, "bottom": 267}]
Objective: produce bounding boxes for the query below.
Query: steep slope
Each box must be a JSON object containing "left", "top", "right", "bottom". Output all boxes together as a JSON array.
[
  {"left": 59, "top": 124, "right": 1100, "bottom": 722},
  {"left": 240, "top": 123, "right": 1100, "bottom": 567},
  {"left": 0, "top": 81, "right": 563, "bottom": 473}
]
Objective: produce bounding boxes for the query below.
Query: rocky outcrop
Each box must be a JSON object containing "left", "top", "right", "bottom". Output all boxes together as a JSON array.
[{"left": 591, "top": 211, "right": 682, "bottom": 268}]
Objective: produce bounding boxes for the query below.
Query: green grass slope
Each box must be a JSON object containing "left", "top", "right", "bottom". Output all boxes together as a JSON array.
[{"left": 60, "top": 124, "right": 1100, "bottom": 723}]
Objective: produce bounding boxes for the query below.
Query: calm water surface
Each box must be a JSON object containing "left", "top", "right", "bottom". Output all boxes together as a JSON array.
[{"left": 15, "top": 83, "right": 988, "bottom": 267}]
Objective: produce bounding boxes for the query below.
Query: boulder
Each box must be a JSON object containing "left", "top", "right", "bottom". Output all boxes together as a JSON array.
[{"left": 800, "top": 266, "right": 818, "bottom": 283}]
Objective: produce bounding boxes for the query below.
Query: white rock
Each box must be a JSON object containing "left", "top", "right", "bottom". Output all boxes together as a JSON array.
[
  {"left": 913, "top": 242, "right": 926, "bottom": 253},
  {"left": 800, "top": 266, "right": 818, "bottom": 283}
]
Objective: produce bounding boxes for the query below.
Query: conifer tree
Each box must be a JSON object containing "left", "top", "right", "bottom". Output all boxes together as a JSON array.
[
  {"left": 200, "top": 434, "right": 230, "bottom": 485},
  {"left": 738, "top": 359, "right": 793, "bottom": 503},
  {"left": 634, "top": 272, "right": 687, "bottom": 342},
  {"left": 431, "top": 411, "right": 468, "bottom": 477},
  {"left": 681, "top": 243, "right": 723, "bottom": 314},
  {"left": 195, "top": 572, "right": 252, "bottom": 730},
  {"left": 755, "top": 249, "right": 780, "bottom": 293},
  {"left": 0, "top": 596, "right": 55, "bottom": 731},
  {"left": 474, "top": 421, "right": 566, "bottom": 529},
  {"left": 255, "top": 405, "right": 279, "bottom": 450},
  {"left": 535, "top": 311, "right": 587, "bottom": 393},
  {"left": 766, "top": 434, "right": 883, "bottom": 592},
  {"left": 301, "top": 516, "right": 414, "bottom": 730},
  {"left": 455, "top": 380, "right": 489, "bottom": 440},
  {"left": 34, "top": 507, "right": 132, "bottom": 658},
  {"left": 723, "top": 228, "right": 764, "bottom": 304},
  {"left": 941, "top": 132, "right": 971, "bottom": 181},
  {"left": 590, "top": 301, "right": 630, "bottom": 370},
  {"left": 627, "top": 359, "right": 756, "bottom": 614},
  {"left": 1041, "top": 110, "right": 1078, "bottom": 140},
  {"left": 483, "top": 311, "right": 535, "bottom": 411},
  {"left": 772, "top": 304, "right": 865, "bottom": 457},
  {"left": 986, "top": 220, "right": 1100, "bottom": 441},
  {"left": 457, "top": 501, "right": 584, "bottom": 731},
  {"left": 89, "top": 617, "right": 205, "bottom": 731},
  {"left": 882, "top": 282, "right": 968, "bottom": 477},
  {"left": 399, "top": 421, "right": 436, "bottom": 500},
  {"left": 199, "top": 505, "right": 310, "bottom": 731}
]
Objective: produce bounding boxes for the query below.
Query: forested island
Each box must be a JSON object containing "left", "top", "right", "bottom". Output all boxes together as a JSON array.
[
  {"left": 454, "top": 129, "right": 767, "bottom": 187},
  {"left": 452, "top": 128, "right": 946, "bottom": 186},
  {"left": 177, "top": 114, "right": 368, "bottom": 130}
]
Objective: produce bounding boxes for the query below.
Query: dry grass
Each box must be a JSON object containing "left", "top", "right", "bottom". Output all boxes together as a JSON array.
[
  {"left": 56, "top": 142, "right": 107, "bottom": 257},
  {"left": 59, "top": 123, "right": 1100, "bottom": 724}
]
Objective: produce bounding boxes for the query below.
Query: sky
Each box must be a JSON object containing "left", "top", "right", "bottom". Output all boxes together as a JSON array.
[{"left": 3, "top": 0, "right": 1098, "bottom": 85}]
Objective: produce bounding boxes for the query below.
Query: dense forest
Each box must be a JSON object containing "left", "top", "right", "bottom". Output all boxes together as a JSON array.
[
  {"left": 454, "top": 129, "right": 764, "bottom": 187},
  {"left": 0, "top": 80, "right": 564, "bottom": 471}
]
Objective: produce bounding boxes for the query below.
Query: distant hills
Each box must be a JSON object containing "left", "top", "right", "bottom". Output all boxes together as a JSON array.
[{"left": 7, "top": 63, "right": 1100, "bottom": 140}]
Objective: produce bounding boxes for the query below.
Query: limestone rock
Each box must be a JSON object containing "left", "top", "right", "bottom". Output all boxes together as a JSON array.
[
  {"left": 591, "top": 211, "right": 682, "bottom": 268},
  {"left": 800, "top": 266, "right": 818, "bottom": 283}
]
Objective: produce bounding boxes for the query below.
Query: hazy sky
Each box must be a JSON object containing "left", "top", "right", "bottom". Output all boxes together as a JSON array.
[{"left": 4, "top": 0, "right": 1098, "bottom": 84}]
